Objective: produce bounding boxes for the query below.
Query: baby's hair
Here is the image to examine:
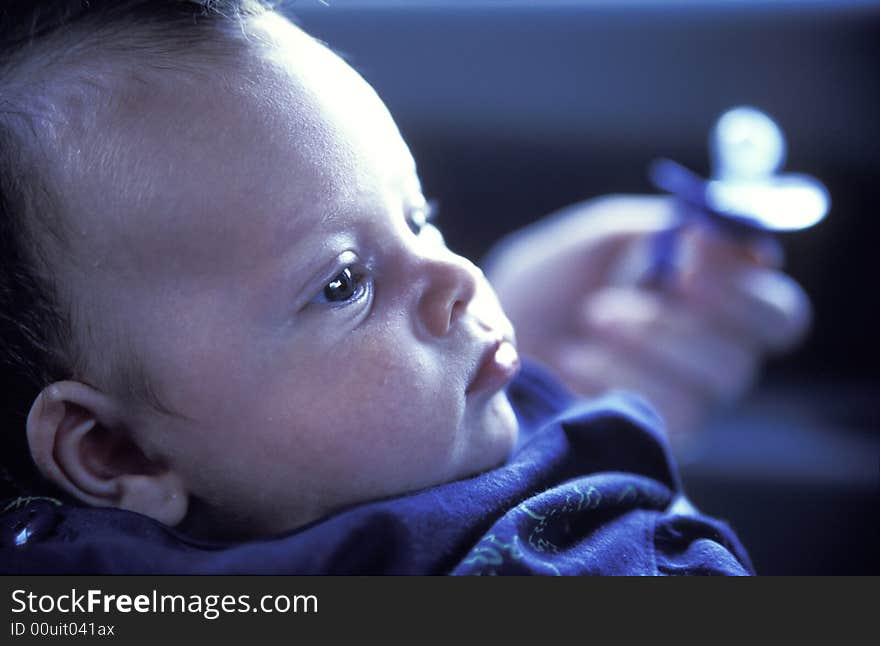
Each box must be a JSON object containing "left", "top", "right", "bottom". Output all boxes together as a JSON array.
[{"left": 0, "top": 0, "right": 275, "bottom": 496}]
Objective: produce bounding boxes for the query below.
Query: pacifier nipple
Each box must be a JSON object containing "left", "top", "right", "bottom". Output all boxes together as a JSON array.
[{"left": 711, "top": 106, "right": 786, "bottom": 182}]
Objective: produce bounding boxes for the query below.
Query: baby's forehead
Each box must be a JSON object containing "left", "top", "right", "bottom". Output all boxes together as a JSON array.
[{"left": 52, "top": 17, "right": 418, "bottom": 276}]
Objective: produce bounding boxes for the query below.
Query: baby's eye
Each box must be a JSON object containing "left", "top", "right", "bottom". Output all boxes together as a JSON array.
[{"left": 312, "top": 266, "right": 367, "bottom": 304}]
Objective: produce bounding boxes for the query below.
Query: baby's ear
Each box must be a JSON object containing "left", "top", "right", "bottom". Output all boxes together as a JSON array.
[{"left": 26, "top": 381, "right": 188, "bottom": 526}]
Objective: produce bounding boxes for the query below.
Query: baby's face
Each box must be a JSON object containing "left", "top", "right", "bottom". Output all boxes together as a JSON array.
[{"left": 55, "top": 14, "right": 519, "bottom": 536}]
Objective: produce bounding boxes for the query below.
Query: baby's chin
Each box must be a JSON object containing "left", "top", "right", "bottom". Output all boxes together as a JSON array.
[{"left": 459, "top": 390, "right": 519, "bottom": 477}]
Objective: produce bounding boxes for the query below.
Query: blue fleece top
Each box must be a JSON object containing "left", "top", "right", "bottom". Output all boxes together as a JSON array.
[{"left": 0, "top": 360, "right": 753, "bottom": 575}]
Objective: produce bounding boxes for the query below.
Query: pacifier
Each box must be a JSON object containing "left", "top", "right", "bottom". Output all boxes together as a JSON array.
[{"left": 646, "top": 106, "right": 830, "bottom": 286}]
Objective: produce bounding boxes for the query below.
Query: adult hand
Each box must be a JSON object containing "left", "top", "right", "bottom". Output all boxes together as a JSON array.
[{"left": 484, "top": 195, "right": 811, "bottom": 443}]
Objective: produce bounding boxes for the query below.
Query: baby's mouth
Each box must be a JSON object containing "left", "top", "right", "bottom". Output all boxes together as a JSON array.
[{"left": 466, "top": 337, "right": 520, "bottom": 396}]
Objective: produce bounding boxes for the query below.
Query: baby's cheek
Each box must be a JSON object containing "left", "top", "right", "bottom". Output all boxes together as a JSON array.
[
  {"left": 327, "top": 359, "right": 461, "bottom": 482},
  {"left": 258, "top": 324, "right": 466, "bottom": 502}
]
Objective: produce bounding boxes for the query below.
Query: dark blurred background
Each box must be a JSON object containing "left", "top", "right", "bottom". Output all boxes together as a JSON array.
[{"left": 291, "top": 0, "right": 880, "bottom": 574}]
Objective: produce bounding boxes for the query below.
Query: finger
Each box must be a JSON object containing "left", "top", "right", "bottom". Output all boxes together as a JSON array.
[
  {"left": 530, "top": 195, "right": 681, "bottom": 280},
  {"left": 683, "top": 223, "right": 786, "bottom": 272},
  {"left": 612, "top": 217, "right": 784, "bottom": 290},
  {"left": 550, "top": 340, "right": 709, "bottom": 439},
  {"left": 579, "top": 287, "right": 759, "bottom": 403},
  {"left": 578, "top": 196, "right": 682, "bottom": 282},
  {"left": 678, "top": 265, "right": 812, "bottom": 352},
  {"left": 484, "top": 195, "right": 680, "bottom": 304}
]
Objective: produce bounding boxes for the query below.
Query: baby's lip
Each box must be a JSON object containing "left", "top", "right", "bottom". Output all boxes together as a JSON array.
[{"left": 466, "top": 335, "right": 521, "bottom": 396}]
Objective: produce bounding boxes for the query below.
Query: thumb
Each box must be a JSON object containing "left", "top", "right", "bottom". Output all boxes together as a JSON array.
[
  {"left": 568, "top": 195, "right": 681, "bottom": 285},
  {"left": 483, "top": 194, "right": 680, "bottom": 298}
]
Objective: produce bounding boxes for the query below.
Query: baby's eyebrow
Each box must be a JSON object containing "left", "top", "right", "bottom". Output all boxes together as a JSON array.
[
  {"left": 407, "top": 198, "right": 438, "bottom": 224},
  {"left": 423, "top": 199, "right": 439, "bottom": 222}
]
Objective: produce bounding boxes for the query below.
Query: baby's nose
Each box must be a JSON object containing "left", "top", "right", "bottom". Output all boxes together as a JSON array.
[{"left": 416, "top": 252, "right": 479, "bottom": 338}]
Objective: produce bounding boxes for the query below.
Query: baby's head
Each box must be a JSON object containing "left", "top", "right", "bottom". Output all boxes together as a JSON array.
[{"left": 0, "top": 1, "right": 519, "bottom": 538}]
